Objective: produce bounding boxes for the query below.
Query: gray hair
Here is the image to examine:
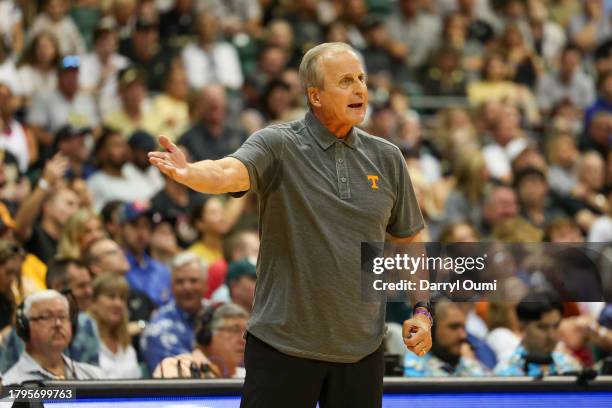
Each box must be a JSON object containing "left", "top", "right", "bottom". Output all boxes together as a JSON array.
[
  {"left": 171, "top": 252, "right": 208, "bottom": 279},
  {"left": 23, "top": 290, "right": 69, "bottom": 318},
  {"left": 210, "top": 303, "right": 249, "bottom": 332},
  {"left": 298, "top": 42, "right": 358, "bottom": 91}
]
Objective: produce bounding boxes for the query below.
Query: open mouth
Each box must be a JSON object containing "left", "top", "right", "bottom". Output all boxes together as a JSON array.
[{"left": 348, "top": 103, "right": 364, "bottom": 109}]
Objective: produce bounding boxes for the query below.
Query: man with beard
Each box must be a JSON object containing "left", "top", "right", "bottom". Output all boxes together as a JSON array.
[
  {"left": 87, "top": 128, "right": 158, "bottom": 211},
  {"left": 2, "top": 290, "right": 103, "bottom": 384},
  {"left": 140, "top": 252, "right": 208, "bottom": 372},
  {"left": 404, "top": 299, "right": 487, "bottom": 376}
]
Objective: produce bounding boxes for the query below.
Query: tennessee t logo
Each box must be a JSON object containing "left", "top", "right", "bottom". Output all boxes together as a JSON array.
[{"left": 367, "top": 175, "right": 380, "bottom": 189}]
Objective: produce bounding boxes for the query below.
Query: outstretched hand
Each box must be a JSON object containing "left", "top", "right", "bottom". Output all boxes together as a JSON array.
[
  {"left": 402, "top": 314, "right": 432, "bottom": 357},
  {"left": 148, "top": 136, "right": 189, "bottom": 183}
]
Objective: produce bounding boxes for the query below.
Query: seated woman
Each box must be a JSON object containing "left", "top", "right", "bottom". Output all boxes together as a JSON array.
[{"left": 89, "top": 273, "right": 141, "bottom": 379}]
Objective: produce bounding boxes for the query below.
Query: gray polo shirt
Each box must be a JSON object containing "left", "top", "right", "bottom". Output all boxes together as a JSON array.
[
  {"left": 229, "top": 112, "right": 424, "bottom": 363},
  {"left": 2, "top": 352, "right": 103, "bottom": 385}
]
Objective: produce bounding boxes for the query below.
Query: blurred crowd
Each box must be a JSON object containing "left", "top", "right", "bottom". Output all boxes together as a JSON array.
[{"left": 0, "top": 0, "right": 610, "bottom": 382}]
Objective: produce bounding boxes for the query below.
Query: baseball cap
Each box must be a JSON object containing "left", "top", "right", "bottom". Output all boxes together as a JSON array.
[
  {"left": 118, "top": 201, "right": 152, "bottom": 225},
  {"left": 118, "top": 66, "right": 147, "bottom": 89},
  {"left": 128, "top": 130, "right": 157, "bottom": 152},
  {"left": 135, "top": 16, "right": 158, "bottom": 31},
  {"left": 226, "top": 260, "right": 257, "bottom": 285},
  {"left": 59, "top": 55, "right": 80, "bottom": 71},
  {"left": 54, "top": 125, "right": 90, "bottom": 146}
]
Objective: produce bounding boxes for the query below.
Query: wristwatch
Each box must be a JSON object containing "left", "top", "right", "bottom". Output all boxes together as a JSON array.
[
  {"left": 37, "top": 178, "right": 50, "bottom": 192},
  {"left": 413, "top": 301, "right": 433, "bottom": 325}
]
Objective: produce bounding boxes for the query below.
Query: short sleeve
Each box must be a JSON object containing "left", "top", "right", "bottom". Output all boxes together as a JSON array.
[
  {"left": 386, "top": 147, "right": 424, "bottom": 238},
  {"left": 227, "top": 127, "right": 284, "bottom": 196}
]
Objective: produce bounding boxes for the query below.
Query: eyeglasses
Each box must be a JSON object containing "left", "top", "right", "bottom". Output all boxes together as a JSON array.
[
  {"left": 29, "top": 314, "right": 70, "bottom": 324},
  {"left": 217, "top": 325, "right": 246, "bottom": 337}
]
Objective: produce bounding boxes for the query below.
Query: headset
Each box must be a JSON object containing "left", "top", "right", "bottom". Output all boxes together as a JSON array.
[
  {"left": 195, "top": 303, "right": 224, "bottom": 347},
  {"left": 16, "top": 289, "right": 79, "bottom": 344}
]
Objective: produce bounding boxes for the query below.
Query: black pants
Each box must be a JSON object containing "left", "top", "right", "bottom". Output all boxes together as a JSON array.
[{"left": 240, "top": 333, "right": 384, "bottom": 408}]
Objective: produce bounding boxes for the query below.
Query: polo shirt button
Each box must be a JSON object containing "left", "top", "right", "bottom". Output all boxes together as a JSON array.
[
  {"left": 341, "top": 177, "right": 347, "bottom": 182},
  {"left": 338, "top": 158, "right": 344, "bottom": 163}
]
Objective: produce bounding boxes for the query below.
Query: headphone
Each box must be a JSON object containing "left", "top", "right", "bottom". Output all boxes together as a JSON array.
[
  {"left": 16, "top": 289, "right": 79, "bottom": 343},
  {"left": 195, "top": 303, "right": 224, "bottom": 347}
]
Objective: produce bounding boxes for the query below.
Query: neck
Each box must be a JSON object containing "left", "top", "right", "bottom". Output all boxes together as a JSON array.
[
  {"left": 99, "top": 326, "right": 119, "bottom": 353},
  {"left": 202, "top": 234, "right": 222, "bottom": 250},
  {"left": 103, "top": 164, "right": 123, "bottom": 176},
  {"left": 312, "top": 110, "right": 353, "bottom": 138},
  {"left": 125, "top": 104, "right": 141, "bottom": 119},
  {"left": 27, "top": 346, "right": 66, "bottom": 377}
]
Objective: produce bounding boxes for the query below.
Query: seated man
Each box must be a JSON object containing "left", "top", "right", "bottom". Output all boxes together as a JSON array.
[
  {"left": 404, "top": 300, "right": 487, "bottom": 377},
  {"left": 140, "top": 252, "right": 208, "bottom": 373},
  {"left": 494, "top": 292, "right": 582, "bottom": 376},
  {"left": 2, "top": 290, "right": 103, "bottom": 384},
  {"left": 153, "top": 302, "right": 248, "bottom": 379}
]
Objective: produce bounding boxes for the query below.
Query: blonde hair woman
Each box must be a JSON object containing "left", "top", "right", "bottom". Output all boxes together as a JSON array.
[
  {"left": 57, "top": 208, "right": 106, "bottom": 259},
  {"left": 89, "top": 273, "right": 141, "bottom": 379}
]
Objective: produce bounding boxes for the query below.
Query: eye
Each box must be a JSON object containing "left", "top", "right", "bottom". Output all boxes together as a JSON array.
[{"left": 341, "top": 77, "right": 352, "bottom": 85}]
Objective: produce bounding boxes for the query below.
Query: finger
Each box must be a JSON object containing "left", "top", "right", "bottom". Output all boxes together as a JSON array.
[
  {"left": 159, "top": 135, "right": 176, "bottom": 153},
  {"left": 402, "top": 321, "right": 418, "bottom": 339},
  {"left": 148, "top": 151, "right": 169, "bottom": 160},
  {"left": 403, "top": 328, "right": 427, "bottom": 348}
]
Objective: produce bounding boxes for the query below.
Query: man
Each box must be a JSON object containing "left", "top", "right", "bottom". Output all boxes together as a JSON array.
[
  {"left": 53, "top": 125, "right": 96, "bottom": 180},
  {"left": 0, "top": 82, "right": 32, "bottom": 172},
  {"left": 27, "top": 55, "right": 99, "bottom": 149},
  {"left": 140, "top": 252, "right": 208, "bottom": 372},
  {"left": 14, "top": 157, "right": 78, "bottom": 263},
  {"left": 150, "top": 42, "right": 431, "bottom": 407},
  {"left": 495, "top": 292, "right": 582, "bottom": 376},
  {"left": 45, "top": 258, "right": 93, "bottom": 312},
  {"left": 514, "top": 167, "right": 567, "bottom": 228},
  {"left": 152, "top": 302, "right": 248, "bottom": 379},
  {"left": 126, "top": 131, "right": 165, "bottom": 195},
  {"left": 2, "top": 290, "right": 103, "bottom": 385},
  {"left": 404, "top": 300, "right": 487, "bottom": 376},
  {"left": 177, "top": 84, "right": 247, "bottom": 162},
  {"left": 117, "top": 201, "right": 172, "bottom": 307},
  {"left": 213, "top": 260, "right": 256, "bottom": 313},
  {"left": 480, "top": 185, "right": 519, "bottom": 236},
  {"left": 87, "top": 128, "right": 159, "bottom": 210}
]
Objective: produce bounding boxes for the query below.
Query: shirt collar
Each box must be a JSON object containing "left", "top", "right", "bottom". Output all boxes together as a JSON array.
[
  {"left": 21, "top": 352, "right": 74, "bottom": 380},
  {"left": 305, "top": 111, "right": 357, "bottom": 150}
]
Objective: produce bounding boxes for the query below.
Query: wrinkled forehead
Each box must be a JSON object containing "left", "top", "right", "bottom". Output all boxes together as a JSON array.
[
  {"left": 318, "top": 50, "right": 364, "bottom": 78},
  {"left": 31, "top": 298, "right": 68, "bottom": 314}
]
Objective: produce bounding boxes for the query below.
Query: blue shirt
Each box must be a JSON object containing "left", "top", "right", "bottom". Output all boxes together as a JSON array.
[
  {"left": 494, "top": 344, "right": 581, "bottom": 376},
  {"left": 125, "top": 252, "right": 172, "bottom": 307},
  {"left": 140, "top": 300, "right": 203, "bottom": 373},
  {"left": 404, "top": 351, "right": 487, "bottom": 377}
]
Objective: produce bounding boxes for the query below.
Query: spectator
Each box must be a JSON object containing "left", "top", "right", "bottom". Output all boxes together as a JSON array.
[
  {"left": 57, "top": 208, "right": 105, "bottom": 259},
  {"left": 88, "top": 273, "right": 141, "bottom": 379},
  {"left": 103, "top": 67, "right": 163, "bottom": 139},
  {"left": 53, "top": 125, "right": 96, "bottom": 180},
  {"left": 486, "top": 300, "right": 522, "bottom": 362},
  {"left": 547, "top": 133, "right": 580, "bottom": 197},
  {"left": 584, "top": 71, "right": 612, "bottom": 131},
  {"left": 151, "top": 62, "right": 190, "bottom": 142},
  {"left": 580, "top": 111, "right": 611, "bottom": 158},
  {"left": 260, "top": 80, "right": 294, "bottom": 124},
  {"left": 385, "top": 0, "right": 441, "bottom": 70},
  {"left": 404, "top": 300, "right": 487, "bottom": 376},
  {"left": 205, "top": 0, "right": 263, "bottom": 38},
  {"left": 178, "top": 84, "right": 248, "bottom": 161},
  {"left": 480, "top": 185, "right": 519, "bottom": 237},
  {"left": 0, "top": 240, "right": 24, "bottom": 337},
  {"left": 215, "top": 260, "right": 256, "bottom": 313},
  {"left": 15, "top": 161, "right": 78, "bottom": 263},
  {"left": 28, "top": 0, "right": 86, "bottom": 56},
  {"left": 494, "top": 292, "right": 582, "bottom": 376},
  {"left": 100, "top": 200, "right": 123, "bottom": 243},
  {"left": 118, "top": 201, "right": 172, "bottom": 307},
  {"left": 437, "top": 222, "right": 479, "bottom": 243},
  {"left": 499, "top": 24, "right": 542, "bottom": 89},
  {"left": 514, "top": 167, "right": 567, "bottom": 228},
  {"left": 572, "top": 151, "right": 608, "bottom": 216},
  {"left": 525, "top": 0, "right": 566, "bottom": 71},
  {"left": 536, "top": 45, "right": 596, "bottom": 112},
  {"left": 544, "top": 217, "right": 584, "bottom": 242},
  {"left": 188, "top": 196, "right": 245, "bottom": 266},
  {"left": 126, "top": 131, "right": 165, "bottom": 196},
  {"left": 181, "top": 10, "right": 243, "bottom": 91},
  {"left": 87, "top": 128, "right": 159, "bottom": 211},
  {"left": 140, "top": 251, "right": 207, "bottom": 372},
  {"left": 153, "top": 302, "right": 248, "bottom": 379},
  {"left": 206, "top": 229, "right": 259, "bottom": 299},
  {"left": 437, "top": 12, "right": 484, "bottom": 79},
  {"left": 119, "top": 16, "right": 176, "bottom": 93},
  {"left": 361, "top": 17, "right": 408, "bottom": 84},
  {"left": 0, "top": 83, "right": 35, "bottom": 173},
  {"left": 158, "top": 0, "right": 198, "bottom": 50},
  {"left": 568, "top": 0, "right": 611, "bottom": 52},
  {"left": 16, "top": 30, "right": 60, "bottom": 108},
  {"left": 0, "top": 0, "right": 23, "bottom": 56},
  {"left": 83, "top": 237, "right": 156, "bottom": 329},
  {"left": 2, "top": 290, "right": 102, "bottom": 384},
  {"left": 27, "top": 55, "right": 99, "bottom": 148},
  {"left": 79, "top": 17, "right": 129, "bottom": 119},
  {"left": 420, "top": 47, "right": 467, "bottom": 97},
  {"left": 150, "top": 212, "right": 180, "bottom": 266}
]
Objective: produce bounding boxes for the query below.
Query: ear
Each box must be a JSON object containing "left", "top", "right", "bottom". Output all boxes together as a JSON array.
[{"left": 307, "top": 87, "right": 321, "bottom": 108}]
